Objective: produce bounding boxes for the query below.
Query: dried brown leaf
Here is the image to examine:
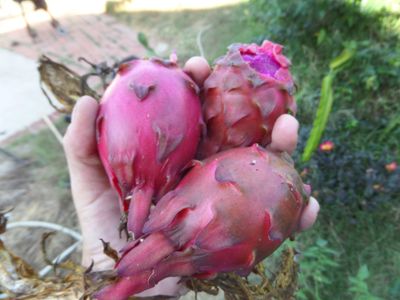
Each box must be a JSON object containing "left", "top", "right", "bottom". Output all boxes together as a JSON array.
[
  {"left": 100, "top": 239, "right": 119, "bottom": 263},
  {"left": 38, "top": 55, "right": 99, "bottom": 114}
]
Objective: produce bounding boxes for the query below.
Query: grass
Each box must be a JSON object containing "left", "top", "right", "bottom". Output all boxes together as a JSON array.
[
  {"left": 6, "top": 119, "right": 69, "bottom": 188},
  {"left": 298, "top": 207, "right": 400, "bottom": 299},
  {"left": 109, "top": 4, "right": 256, "bottom": 62}
]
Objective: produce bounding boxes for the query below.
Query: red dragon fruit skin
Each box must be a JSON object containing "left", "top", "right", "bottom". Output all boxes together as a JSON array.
[
  {"left": 95, "top": 145, "right": 310, "bottom": 300},
  {"left": 198, "top": 40, "right": 296, "bottom": 158},
  {"left": 96, "top": 58, "right": 202, "bottom": 238}
]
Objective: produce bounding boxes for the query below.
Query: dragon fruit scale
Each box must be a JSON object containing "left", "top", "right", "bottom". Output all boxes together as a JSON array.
[
  {"left": 96, "top": 58, "right": 202, "bottom": 238},
  {"left": 198, "top": 40, "right": 296, "bottom": 158},
  {"left": 95, "top": 145, "right": 310, "bottom": 300}
]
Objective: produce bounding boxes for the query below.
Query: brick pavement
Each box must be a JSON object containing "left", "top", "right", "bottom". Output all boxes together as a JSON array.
[{"left": 0, "top": 13, "right": 146, "bottom": 74}]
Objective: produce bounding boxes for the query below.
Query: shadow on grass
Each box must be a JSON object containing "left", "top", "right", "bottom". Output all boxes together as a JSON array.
[{"left": 109, "top": 3, "right": 255, "bottom": 62}]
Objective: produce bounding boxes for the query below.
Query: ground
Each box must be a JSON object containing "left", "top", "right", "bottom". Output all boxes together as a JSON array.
[{"left": 0, "top": 121, "right": 78, "bottom": 270}]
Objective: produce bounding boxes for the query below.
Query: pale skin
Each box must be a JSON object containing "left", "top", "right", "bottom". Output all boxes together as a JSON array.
[{"left": 63, "top": 57, "right": 320, "bottom": 297}]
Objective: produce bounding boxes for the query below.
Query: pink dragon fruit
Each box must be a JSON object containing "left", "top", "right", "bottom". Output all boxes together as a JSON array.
[
  {"left": 95, "top": 145, "right": 309, "bottom": 300},
  {"left": 96, "top": 58, "right": 202, "bottom": 238},
  {"left": 198, "top": 40, "right": 296, "bottom": 158}
]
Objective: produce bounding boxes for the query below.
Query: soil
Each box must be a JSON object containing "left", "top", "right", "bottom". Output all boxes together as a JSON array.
[{"left": 0, "top": 121, "right": 81, "bottom": 271}]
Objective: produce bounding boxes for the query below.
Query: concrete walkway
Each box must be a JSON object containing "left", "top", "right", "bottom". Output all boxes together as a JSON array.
[{"left": 0, "top": 49, "right": 54, "bottom": 142}]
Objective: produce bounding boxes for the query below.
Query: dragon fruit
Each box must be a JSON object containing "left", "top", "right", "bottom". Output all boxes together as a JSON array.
[
  {"left": 95, "top": 145, "right": 309, "bottom": 300},
  {"left": 198, "top": 40, "right": 296, "bottom": 158},
  {"left": 96, "top": 58, "right": 202, "bottom": 238}
]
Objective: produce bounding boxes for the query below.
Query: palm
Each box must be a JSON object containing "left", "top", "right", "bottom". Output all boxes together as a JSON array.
[{"left": 77, "top": 177, "right": 124, "bottom": 269}]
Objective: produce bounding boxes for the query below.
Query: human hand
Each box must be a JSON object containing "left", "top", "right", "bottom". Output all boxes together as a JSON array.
[{"left": 63, "top": 56, "right": 318, "bottom": 297}]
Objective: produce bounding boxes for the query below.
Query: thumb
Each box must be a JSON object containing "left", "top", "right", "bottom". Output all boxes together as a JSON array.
[
  {"left": 63, "top": 96, "right": 99, "bottom": 160},
  {"left": 299, "top": 197, "right": 320, "bottom": 231}
]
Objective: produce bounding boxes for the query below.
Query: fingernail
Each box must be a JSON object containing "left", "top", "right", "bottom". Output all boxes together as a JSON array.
[
  {"left": 71, "top": 96, "right": 94, "bottom": 123},
  {"left": 70, "top": 99, "right": 83, "bottom": 123},
  {"left": 303, "top": 184, "right": 312, "bottom": 197},
  {"left": 310, "top": 197, "right": 320, "bottom": 214}
]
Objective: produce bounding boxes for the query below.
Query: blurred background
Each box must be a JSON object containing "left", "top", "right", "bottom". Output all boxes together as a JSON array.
[{"left": 0, "top": 0, "right": 399, "bottom": 299}]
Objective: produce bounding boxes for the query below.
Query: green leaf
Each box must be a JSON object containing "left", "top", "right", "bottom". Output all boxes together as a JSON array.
[
  {"left": 380, "top": 114, "right": 400, "bottom": 141},
  {"left": 316, "top": 238, "right": 328, "bottom": 247},
  {"left": 357, "top": 265, "right": 370, "bottom": 281},
  {"left": 137, "top": 32, "right": 149, "bottom": 48},
  {"left": 324, "top": 260, "right": 340, "bottom": 267},
  {"left": 329, "top": 47, "right": 355, "bottom": 71},
  {"left": 302, "top": 72, "right": 335, "bottom": 162},
  {"left": 137, "top": 32, "right": 158, "bottom": 57},
  {"left": 348, "top": 265, "right": 383, "bottom": 300},
  {"left": 317, "top": 29, "right": 327, "bottom": 45}
]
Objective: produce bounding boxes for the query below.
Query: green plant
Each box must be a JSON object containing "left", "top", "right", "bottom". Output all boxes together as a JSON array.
[
  {"left": 137, "top": 32, "right": 158, "bottom": 57},
  {"left": 348, "top": 265, "right": 382, "bottom": 300},
  {"left": 296, "top": 207, "right": 400, "bottom": 299},
  {"left": 296, "top": 126, "right": 399, "bottom": 210},
  {"left": 248, "top": 0, "right": 400, "bottom": 155},
  {"left": 302, "top": 46, "right": 354, "bottom": 162},
  {"left": 296, "top": 238, "right": 340, "bottom": 300}
]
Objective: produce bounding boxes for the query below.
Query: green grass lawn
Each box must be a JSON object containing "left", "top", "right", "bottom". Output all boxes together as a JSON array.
[{"left": 6, "top": 119, "right": 69, "bottom": 186}]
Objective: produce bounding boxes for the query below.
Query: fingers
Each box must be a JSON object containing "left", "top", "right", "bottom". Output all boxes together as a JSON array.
[
  {"left": 299, "top": 197, "right": 320, "bottom": 231},
  {"left": 63, "top": 96, "right": 99, "bottom": 160},
  {"left": 183, "top": 56, "right": 211, "bottom": 86},
  {"left": 270, "top": 114, "right": 299, "bottom": 154},
  {"left": 269, "top": 114, "right": 318, "bottom": 231}
]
